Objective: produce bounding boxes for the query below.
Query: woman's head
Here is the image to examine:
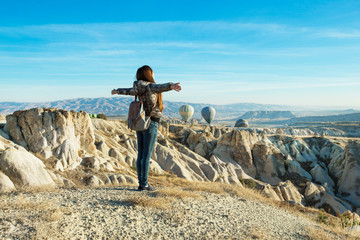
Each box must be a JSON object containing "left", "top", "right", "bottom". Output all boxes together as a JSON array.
[
  {"left": 136, "top": 65, "right": 164, "bottom": 112},
  {"left": 136, "top": 65, "right": 155, "bottom": 83}
]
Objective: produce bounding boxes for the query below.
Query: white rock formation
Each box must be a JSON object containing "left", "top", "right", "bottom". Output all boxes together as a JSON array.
[
  {"left": 304, "top": 182, "right": 351, "bottom": 214},
  {"left": 0, "top": 171, "right": 16, "bottom": 192},
  {"left": 333, "top": 141, "right": 360, "bottom": 206},
  {"left": 278, "top": 181, "right": 304, "bottom": 206},
  {"left": 0, "top": 147, "right": 54, "bottom": 187},
  {"left": 5, "top": 108, "right": 96, "bottom": 171},
  {"left": 310, "top": 163, "right": 335, "bottom": 192},
  {"left": 213, "top": 130, "right": 264, "bottom": 177},
  {"left": 285, "top": 157, "right": 312, "bottom": 180},
  {"left": 252, "top": 140, "right": 286, "bottom": 185}
]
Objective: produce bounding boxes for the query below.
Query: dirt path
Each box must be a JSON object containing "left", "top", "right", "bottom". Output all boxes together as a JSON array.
[{"left": 1, "top": 186, "right": 347, "bottom": 240}]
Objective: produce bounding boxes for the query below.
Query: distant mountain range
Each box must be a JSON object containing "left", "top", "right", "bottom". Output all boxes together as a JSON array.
[
  {"left": 0, "top": 97, "right": 359, "bottom": 120},
  {"left": 0, "top": 97, "right": 291, "bottom": 119},
  {"left": 240, "top": 111, "right": 296, "bottom": 120}
]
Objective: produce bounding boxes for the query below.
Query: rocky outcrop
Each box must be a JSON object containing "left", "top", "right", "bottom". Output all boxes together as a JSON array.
[
  {"left": 0, "top": 171, "right": 16, "bottom": 192},
  {"left": 5, "top": 108, "right": 96, "bottom": 170},
  {"left": 304, "top": 182, "right": 351, "bottom": 215},
  {"left": 0, "top": 146, "right": 54, "bottom": 187},
  {"left": 331, "top": 141, "right": 360, "bottom": 207},
  {"left": 252, "top": 140, "right": 286, "bottom": 185},
  {"left": 2, "top": 107, "right": 360, "bottom": 217},
  {"left": 213, "top": 130, "right": 264, "bottom": 177}
]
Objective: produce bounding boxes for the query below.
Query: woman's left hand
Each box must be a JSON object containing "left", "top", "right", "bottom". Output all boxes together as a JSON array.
[
  {"left": 111, "top": 89, "right": 117, "bottom": 95},
  {"left": 172, "top": 82, "right": 181, "bottom": 92}
]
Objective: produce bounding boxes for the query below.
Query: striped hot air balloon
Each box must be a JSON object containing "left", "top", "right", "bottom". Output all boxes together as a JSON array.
[
  {"left": 179, "top": 105, "right": 194, "bottom": 122},
  {"left": 201, "top": 106, "right": 216, "bottom": 125}
]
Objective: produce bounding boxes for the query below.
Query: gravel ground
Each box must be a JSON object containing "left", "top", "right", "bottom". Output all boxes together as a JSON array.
[{"left": 0, "top": 187, "right": 342, "bottom": 239}]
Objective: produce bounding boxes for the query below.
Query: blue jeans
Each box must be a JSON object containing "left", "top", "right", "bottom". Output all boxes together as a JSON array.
[{"left": 136, "top": 121, "right": 159, "bottom": 187}]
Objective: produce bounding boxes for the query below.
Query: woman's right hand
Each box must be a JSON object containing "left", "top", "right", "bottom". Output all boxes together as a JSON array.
[
  {"left": 111, "top": 89, "right": 117, "bottom": 95},
  {"left": 171, "top": 82, "right": 181, "bottom": 92}
]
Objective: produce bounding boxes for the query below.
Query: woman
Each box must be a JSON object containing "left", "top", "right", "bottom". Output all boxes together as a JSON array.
[{"left": 111, "top": 65, "right": 181, "bottom": 191}]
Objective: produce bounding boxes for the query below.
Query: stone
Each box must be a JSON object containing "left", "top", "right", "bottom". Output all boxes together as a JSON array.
[
  {"left": 96, "top": 141, "right": 110, "bottom": 156},
  {"left": 0, "top": 147, "right": 54, "bottom": 187},
  {"left": 81, "top": 156, "right": 100, "bottom": 170},
  {"left": 149, "top": 160, "right": 164, "bottom": 175},
  {"left": 5, "top": 108, "right": 96, "bottom": 170},
  {"left": 199, "top": 163, "right": 219, "bottom": 181},
  {"left": 125, "top": 156, "right": 136, "bottom": 168},
  {"left": 55, "top": 139, "right": 81, "bottom": 170},
  {"left": 105, "top": 175, "right": 119, "bottom": 185},
  {"left": 194, "top": 143, "right": 206, "bottom": 157},
  {"left": 109, "top": 148, "right": 126, "bottom": 163},
  {"left": 285, "top": 157, "right": 312, "bottom": 180},
  {"left": 310, "top": 163, "right": 335, "bottom": 192},
  {"left": 305, "top": 183, "right": 351, "bottom": 215},
  {"left": 332, "top": 141, "right": 360, "bottom": 207},
  {"left": 124, "top": 175, "right": 137, "bottom": 184},
  {"left": 304, "top": 182, "right": 320, "bottom": 197},
  {"left": 213, "top": 130, "right": 264, "bottom": 177},
  {"left": 117, "top": 175, "right": 127, "bottom": 183},
  {"left": 261, "top": 184, "right": 283, "bottom": 201},
  {"left": 252, "top": 140, "right": 286, "bottom": 185},
  {"left": 100, "top": 161, "right": 115, "bottom": 172},
  {"left": 278, "top": 181, "right": 304, "bottom": 206},
  {"left": 0, "top": 171, "right": 16, "bottom": 192},
  {"left": 83, "top": 175, "right": 103, "bottom": 186},
  {"left": 213, "top": 128, "right": 221, "bottom": 138}
]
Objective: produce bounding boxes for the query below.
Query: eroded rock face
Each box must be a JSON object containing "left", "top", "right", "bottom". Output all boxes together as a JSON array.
[
  {"left": 0, "top": 147, "right": 54, "bottom": 187},
  {"left": 334, "top": 141, "right": 360, "bottom": 207},
  {"left": 304, "top": 182, "right": 351, "bottom": 215},
  {"left": 213, "top": 130, "right": 264, "bottom": 177},
  {"left": 252, "top": 140, "right": 286, "bottom": 185},
  {"left": 6, "top": 108, "right": 96, "bottom": 170}
]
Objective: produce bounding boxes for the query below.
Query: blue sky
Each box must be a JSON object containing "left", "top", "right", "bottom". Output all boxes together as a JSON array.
[{"left": 1, "top": 0, "right": 360, "bottom": 107}]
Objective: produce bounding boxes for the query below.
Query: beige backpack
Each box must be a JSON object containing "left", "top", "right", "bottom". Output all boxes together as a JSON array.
[{"left": 127, "top": 95, "right": 157, "bottom": 131}]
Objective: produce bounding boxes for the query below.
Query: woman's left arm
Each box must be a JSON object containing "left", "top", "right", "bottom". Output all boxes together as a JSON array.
[
  {"left": 148, "top": 82, "right": 181, "bottom": 93},
  {"left": 111, "top": 88, "right": 136, "bottom": 95}
]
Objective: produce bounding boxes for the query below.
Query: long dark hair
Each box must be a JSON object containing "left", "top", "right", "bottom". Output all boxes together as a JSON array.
[{"left": 136, "top": 65, "right": 164, "bottom": 112}]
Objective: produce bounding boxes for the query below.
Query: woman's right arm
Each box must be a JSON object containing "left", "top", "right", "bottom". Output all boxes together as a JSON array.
[{"left": 111, "top": 88, "right": 135, "bottom": 95}]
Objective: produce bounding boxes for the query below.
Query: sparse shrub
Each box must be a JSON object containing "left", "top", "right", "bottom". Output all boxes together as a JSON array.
[
  {"left": 243, "top": 179, "right": 257, "bottom": 189},
  {"left": 318, "top": 209, "right": 329, "bottom": 225},
  {"left": 97, "top": 113, "right": 107, "bottom": 120},
  {"left": 340, "top": 210, "right": 354, "bottom": 228}
]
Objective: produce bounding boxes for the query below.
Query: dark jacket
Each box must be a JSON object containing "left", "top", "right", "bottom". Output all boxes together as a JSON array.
[{"left": 116, "top": 80, "right": 173, "bottom": 118}]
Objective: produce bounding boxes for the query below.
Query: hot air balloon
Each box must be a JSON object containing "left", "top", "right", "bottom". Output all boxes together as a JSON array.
[
  {"left": 179, "top": 105, "right": 194, "bottom": 123},
  {"left": 201, "top": 106, "right": 216, "bottom": 125},
  {"left": 235, "top": 119, "right": 249, "bottom": 128}
]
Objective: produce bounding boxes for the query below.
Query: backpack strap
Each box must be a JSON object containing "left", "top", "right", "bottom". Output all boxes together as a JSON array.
[{"left": 135, "top": 90, "right": 158, "bottom": 117}]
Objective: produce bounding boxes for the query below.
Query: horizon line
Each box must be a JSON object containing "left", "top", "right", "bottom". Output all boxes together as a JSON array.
[{"left": 0, "top": 96, "right": 359, "bottom": 110}]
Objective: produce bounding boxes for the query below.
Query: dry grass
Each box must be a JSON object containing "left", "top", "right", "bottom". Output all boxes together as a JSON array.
[
  {"left": 0, "top": 193, "right": 67, "bottom": 222},
  {"left": 304, "top": 226, "right": 360, "bottom": 240},
  {"left": 149, "top": 174, "right": 360, "bottom": 238},
  {"left": 151, "top": 174, "right": 265, "bottom": 200},
  {"left": 155, "top": 187, "right": 203, "bottom": 200},
  {"left": 17, "top": 184, "right": 61, "bottom": 194},
  {"left": 0, "top": 192, "right": 71, "bottom": 239},
  {"left": 123, "top": 186, "right": 202, "bottom": 209}
]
